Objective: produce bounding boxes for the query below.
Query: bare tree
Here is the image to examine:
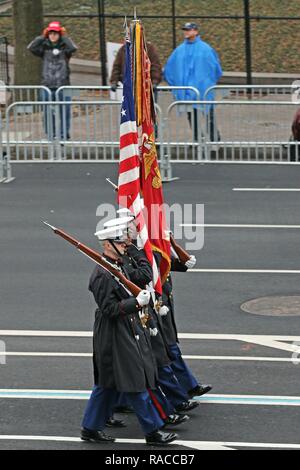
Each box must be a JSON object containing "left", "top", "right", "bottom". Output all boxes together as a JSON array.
[{"left": 13, "top": 0, "right": 44, "bottom": 85}]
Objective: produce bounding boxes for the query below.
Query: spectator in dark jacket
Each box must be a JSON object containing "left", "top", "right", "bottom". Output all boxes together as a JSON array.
[
  {"left": 28, "top": 21, "right": 77, "bottom": 140},
  {"left": 110, "top": 41, "right": 162, "bottom": 92}
]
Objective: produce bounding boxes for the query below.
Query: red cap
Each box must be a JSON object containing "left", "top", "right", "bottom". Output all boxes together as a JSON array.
[{"left": 47, "top": 21, "right": 62, "bottom": 33}]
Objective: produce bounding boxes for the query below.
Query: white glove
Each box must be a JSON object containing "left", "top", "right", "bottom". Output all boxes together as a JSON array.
[
  {"left": 139, "top": 311, "right": 146, "bottom": 320},
  {"left": 159, "top": 305, "right": 169, "bottom": 317},
  {"left": 149, "top": 328, "right": 158, "bottom": 337},
  {"left": 136, "top": 290, "right": 150, "bottom": 307},
  {"left": 185, "top": 255, "right": 196, "bottom": 269}
]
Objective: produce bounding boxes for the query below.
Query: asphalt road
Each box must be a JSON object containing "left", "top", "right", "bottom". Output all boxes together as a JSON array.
[{"left": 1, "top": 162, "right": 300, "bottom": 451}]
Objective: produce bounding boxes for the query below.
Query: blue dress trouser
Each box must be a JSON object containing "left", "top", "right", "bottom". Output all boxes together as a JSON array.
[
  {"left": 114, "top": 389, "right": 174, "bottom": 419},
  {"left": 114, "top": 392, "right": 129, "bottom": 408},
  {"left": 157, "top": 365, "right": 190, "bottom": 407},
  {"left": 151, "top": 386, "right": 176, "bottom": 417},
  {"left": 169, "top": 343, "right": 199, "bottom": 392},
  {"left": 82, "top": 386, "right": 164, "bottom": 435}
]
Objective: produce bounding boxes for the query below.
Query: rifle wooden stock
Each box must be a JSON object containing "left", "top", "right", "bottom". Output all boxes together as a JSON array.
[
  {"left": 170, "top": 234, "right": 191, "bottom": 264},
  {"left": 48, "top": 225, "right": 142, "bottom": 297}
]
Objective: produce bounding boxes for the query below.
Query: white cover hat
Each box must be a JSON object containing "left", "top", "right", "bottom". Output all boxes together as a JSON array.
[
  {"left": 103, "top": 216, "right": 135, "bottom": 228},
  {"left": 117, "top": 208, "right": 135, "bottom": 218},
  {"left": 94, "top": 224, "right": 127, "bottom": 241}
]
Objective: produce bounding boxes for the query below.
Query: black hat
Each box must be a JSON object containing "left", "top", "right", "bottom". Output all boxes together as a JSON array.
[{"left": 182, "top": 22, "right": 199, "bottom": 31}]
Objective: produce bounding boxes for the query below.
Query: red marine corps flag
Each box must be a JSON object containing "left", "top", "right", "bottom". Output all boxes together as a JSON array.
[{"left": 117, "top": 21, "right": 171, "bottom": 293}]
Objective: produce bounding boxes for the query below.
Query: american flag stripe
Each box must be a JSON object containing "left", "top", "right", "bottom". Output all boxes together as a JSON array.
[
  {"left": 120, "top": 130, "right": 138, "bottom": 144},
  {"left": 118, "top": 39, "right": 161, "bottom": 294},
  {"left": 118, "top": 167, "right": 140, "bottom": 186},
  {"left": 120, "top": 132, "right": 138, "bottom": 147},
  {"left": 120, "top": 121, "right": 137, "bottom": 135},
  {"left": 119, "top": 158, "right": 139, "bottom": 175},
  {"left": 119, "top": 143, "right": 139, "bottom": 162}
]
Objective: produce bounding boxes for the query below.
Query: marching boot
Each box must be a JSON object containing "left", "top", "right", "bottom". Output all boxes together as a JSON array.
[
  {"left": 81, "top": 428, "right": 115, "bottom": 443},
  {"left": 106, "top": 417, "right": 126, "bottom": 428},
  {"left": 162, "top": 414, "right": 189, "bottom": 428},
  {"left": 175, "top": 400, "right": 200, "bottom": 413},
  {"left": 145, "top": 430, "right": 178, "bottom": 446},
  {"left": 188, "top": 384, "right": 212, "bottom": 398}
]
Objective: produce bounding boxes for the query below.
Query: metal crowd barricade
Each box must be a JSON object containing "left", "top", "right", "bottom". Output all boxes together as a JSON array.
[
  {"left": 56, "top": 85, "right": 201, "bottom": 102},
  {"left": 166, "top": 100, "right": 300, "bottom": 162},
  {"left": 154, "top": 86, "right": 201, "bottom": 179},
  {"left": 203, "top": 84, "right": 297, "bottom": 101},
  {"left": 4, "top": 100, "right": 168, "bottom": 166},
  {"left": 0, "top": 85, "right": 51, "bottom": 104},
  {"left": 4, "top": 87, "right": 300, "bottom": 181},
  {"left": 5, "top": 100, "right": 123, "bottom": 162},
  {"left": 0, "top": 86, "right": 51, "bottom": 182},
  {"left": 55, "top": 85, "right": 112, "bottom": 103},
  {"left": 0, "top": 85, "right": 199, "bottom": 184}
]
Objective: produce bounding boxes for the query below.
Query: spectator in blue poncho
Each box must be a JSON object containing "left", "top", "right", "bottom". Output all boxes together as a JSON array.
[{"left": 164, "top": 22, "right": 222, "bottom": 142}]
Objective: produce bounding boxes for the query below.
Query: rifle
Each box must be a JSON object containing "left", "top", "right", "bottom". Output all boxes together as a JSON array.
[
  {"left": 106, "top": 178, "right": 118, "bottom": 192},
  {"left": 170, "top": 233, "right": 191, "bottom": 264},
  {"left": 42, "top": 221, "right": 142, "bottom": 297}
]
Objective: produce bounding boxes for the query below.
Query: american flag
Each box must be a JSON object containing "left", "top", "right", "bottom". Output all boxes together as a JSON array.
[{"left": 117, "top": 39, "right": 162, "bottom": 294}]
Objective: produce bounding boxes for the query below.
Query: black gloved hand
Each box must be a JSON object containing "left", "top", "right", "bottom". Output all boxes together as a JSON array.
[
  {"left": 111, "top": 84, "right": 117, "bottom": 92},
  {"left": 153, "top": 84, "right": 158, "bottom": 92}
]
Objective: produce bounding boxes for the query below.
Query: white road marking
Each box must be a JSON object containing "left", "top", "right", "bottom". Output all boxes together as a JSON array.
[
  {"left": 181, "top": 224, "right": 300, "bottom": 229},
  {"left": 245, "top": 339, "right": 300, "bottom": 354},
  {"left": 180, "top": 334, "right": 300, "bottom": 354},
  {"left": 183, "top": 355, "right": 297, "bottom": 362},
  {"left": 0, "top": 332, "right": 299, "bottom": 354},
  {"left": 1, "top": 352, "right": 298, "bottom": 363},
  {"left": 1, "top": 390, "right": 300, "bottom": 406},
  {"left": 178, "top": 334, "right": 300, "bottom": 341},
  {"left": 189, "top": 269, "right": 300, "bottom": 273},
  {"left": 0, "top": 435, "right": 233, "bottom": 450},
  {"left": 1, "top": 331, "right": 300, "bottom": 343},
  {"left": 1, "top": 435, "right": 300, "bottom": 450},
  {"left": 226, "top": 442, "right": 300, "bottom": 449},
  {"left": 0, "top": 330, "right": 93, "bottom": 337},
  {"left": 3, "top": 352, "right": 92, "bottom": 357},
  {"left": 233, "top": 188, "right": 300, "bottom": 192}
]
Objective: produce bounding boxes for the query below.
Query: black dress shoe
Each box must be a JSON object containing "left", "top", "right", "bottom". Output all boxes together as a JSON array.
[
  {"left": 163, "top": 414, "right": 190, "bottom": 427},
  {"left": 113, "top": 405, "right": 134, "bottom": 413},
  {"left": 188, "top": 384, "right": 212, "bottom": 398},
  {"left": 175, "top": 400, "right": 200, "bottom": 413},
  {"left": 106, "top": 417, "right": 126, "bottom": 428},
  {"left": 145, "top": 430, "right": 177, "bottom": 446},
  {"left": 81, "top": 428, "right": 115, "bottom": 443}
]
